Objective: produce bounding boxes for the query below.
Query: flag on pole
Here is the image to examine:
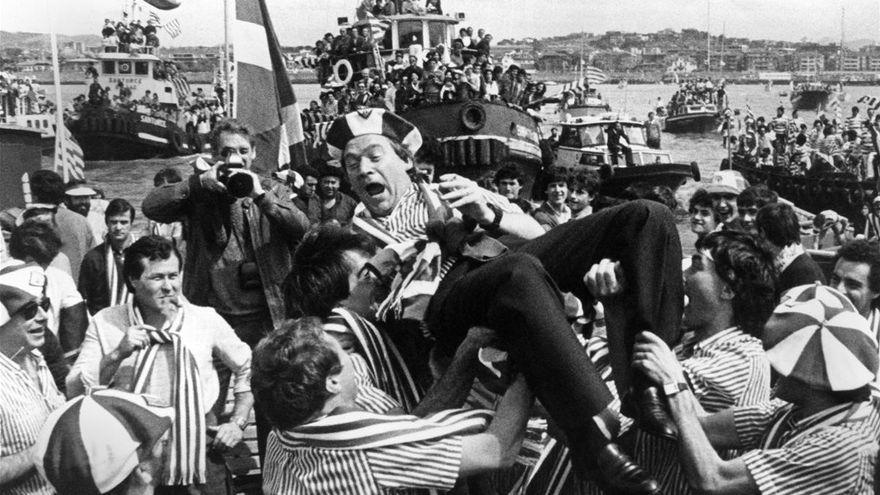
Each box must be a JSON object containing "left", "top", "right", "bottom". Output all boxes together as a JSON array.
[
  {"left": 164, "top": 18, "right": 183, "bottom": 38},
  {"left": 54, "top": 123, "right": 85, "bottom": 182},
  {"left": 585, "top": 66, "right": 607, "bottom": 85},
  {"left": 149, "top": 11, "right": 161, "bottom": 24},
  {"left": 234, "top": 0, "right": 307, "bottom": 172}
]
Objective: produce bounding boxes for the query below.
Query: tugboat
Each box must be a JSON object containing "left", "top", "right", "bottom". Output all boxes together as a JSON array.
[
  {"left": 553, "top": 113, "right": 700, "bottom": 196},
  {"left": 662, "top": 100, "right": 719, "bottom": 134},
  {"left": 309, "top": 11, "right": 544, "bottom": 196},
  {"left": 559, "top": 86, "right": 612, "bottom": 120},
  {"left": 790, "top": 81, "right": 833, "bottom": 111},
  {"left": 67, "top": 46, "right": 191, "bottom": 160},
  {"left": 0, "top": 80, "right": 56, "bottom": 155}
]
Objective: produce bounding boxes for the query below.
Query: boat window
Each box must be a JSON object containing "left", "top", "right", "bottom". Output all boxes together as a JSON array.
[
  {"left": 102, "top": 61, "right": 115, "bottom": 74},
  {"left": 134, "top": 61, "right": 149, "bottom": 75},
  {"left": 427, "top": 21, "right": 447, "bottom": 47},
  {"left": 381, "top": 28, "right": 393, "bottom": 50},
  {"left": 118, "top": 61, "right": 132, "bottom": 74},
  {"left": 584, "top": 126, "right": 605, "bottom": 146},
  {"left": 622, "top": 125, "right": 646, "bottom": 146},
  {"left": 559, "top": 126, "right": 582, "bottom": 148},
  {"left": 26, "top": 120, "right": 32, "bottom": 128},
  {"left": 34, "top": 120, "right": 40, "bottom": 129},
  {"left": 398, "top": 20, "right": 423, "bottom": 49}
]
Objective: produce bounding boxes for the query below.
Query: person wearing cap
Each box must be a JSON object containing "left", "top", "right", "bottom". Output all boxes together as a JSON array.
[
  {"left": 64, "top": 181, "right": 107, "bottom": 242},
  {"left": 326, "top": 108, "right": 687, "bottom": 492},
  {"left": 532, "top": 230, "right": 777, "bottom": 494},
  {"left": 27, "top": 170, "right": 97, "bottom": 282},
  {"left": 68, "top": 235, "right": 253, "bottom": 492},
  {"left": 863, "top": 196, "right": 880, "bottom": 240},
  {"left": 705, "top": 170, "right": 748, "bottom": 228},
  {"left": 755, "top": 203, "right": 826, "bottom": 294},
  {"left": 829, "top": 240, "right": 880, "bottom": 345},
  {"left": 0, "top": 284, "right": 65, "bottom": 495},
  {"left": 78, "top": 199, "right": 138, "bottom": 316},
  {"left": 307, "top": 165, "right": 358, "bottom": 227},
  {"left": 634, "top": 284, "right": 880, "bottom": 495},
  {"left": 34, "top": 390, "right": 173, "bottom": 495}
]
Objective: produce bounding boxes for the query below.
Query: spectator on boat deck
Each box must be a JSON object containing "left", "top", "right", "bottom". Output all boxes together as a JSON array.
[
  {"left": 706, "top": 170, "right": 748, "bottom": 227},
  {"left": 401, "top": 0, "right": 425, "bottom": 14},
  {"left": 605, "top": 122, "right": 634, "bottom": 166},
  {"left": 845, "top": 106, "right": 862, "bottom": 133},
  {"left": 494, "top": 164, "right": 533, "bottom": 214},
  {"left": 475, "top": 33, "right": 493, "bottom": 58},
  {"left": 377, "top": 0, "right": 396, "bottom": 15},
  {"left": 645, "top": 111, "right": 662, "bottom": 149},
  {"left": 812, "top": 209, "right": 855, "bottom": 250},
  {"left": 142, "top": 120, "right": 310, "bottom": 459},
  {"left": 425, "top": 0, "right": 442, "bottom": 14},
  {"left": 863, "top": 196, "right": 880, "bottom": 240},
  {"left": 0, "top": 283, "right": 65, "bottom": 495},
  {"left": 28, "top": 170, "right": 96, "bottom": 282},
  {"left": 532, "top": 167, "right": 571, "bottom": 231},
  {"left": 78, "top": 199, "right": 137, "bottom": 316},
  {"left": 568, "top": 171, "right": 600, "bottom": 220},
  {"left": 756, "top": 202, "right": 825, "bottom": 293},
  {"left": 67, "top": 235, "right": 254, "bottom": 494},
  {"left": 634, "top": 283, "right": 880, "bottom": 495},
  {"left": 101, "top": 18, "right": 116, "bottom": 38},
  {"left": 734, "top": 184, "right": 778, "bottom": 235},
  {"left": 688, "top": 188, "right": 720, "bottom": 242}
]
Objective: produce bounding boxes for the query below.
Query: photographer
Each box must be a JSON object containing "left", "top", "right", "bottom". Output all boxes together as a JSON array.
[{"left": 142, "top": 119, "right": 309, "bottom": 458}]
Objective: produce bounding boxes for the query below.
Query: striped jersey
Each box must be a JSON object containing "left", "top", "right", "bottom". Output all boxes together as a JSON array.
[
  {"left": 846, "top": 115, "right": 864, "bottom": 133},
  {"left": 734, "top": 398, "right": 880, "bottom": 495},
  {"left": 771, "top": 116, "right": 790, "bottom": 135},
  {"left": 0, "top": 350, "right": 65, "bottom": 495}
]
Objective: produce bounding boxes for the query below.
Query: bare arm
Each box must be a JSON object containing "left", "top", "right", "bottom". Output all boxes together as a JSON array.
[
  {"left": 668, "top": 391, "right": 757, "bottom": 495},
  {"left": 0, "top": 448, "right": 36, "bottom": 486},
  {"left": 438, "top": 174, "right": 545, "bottom": 240},
  {"left": 459, "top": 374, "right": 532, "bottom": 476}
]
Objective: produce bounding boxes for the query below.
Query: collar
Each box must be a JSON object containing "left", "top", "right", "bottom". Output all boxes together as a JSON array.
[
  {"left": 776, "top": 242, "right": 806, "bottom": 272},
  {"left": 0, "top": 348, "right": 43, "bottom": 373},
  {"left": 694, "top": 326, "right": 741, "bottom": 351}
]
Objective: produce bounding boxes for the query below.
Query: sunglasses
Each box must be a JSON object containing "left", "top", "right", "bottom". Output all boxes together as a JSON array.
[{"left": 15, "top": 298, "right": 50, "bottom": 321}]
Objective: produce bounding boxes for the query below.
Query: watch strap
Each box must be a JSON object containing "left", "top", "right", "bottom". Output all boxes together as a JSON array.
[{"left": 663, "top": 382, "right": 688, "bottom": 397}]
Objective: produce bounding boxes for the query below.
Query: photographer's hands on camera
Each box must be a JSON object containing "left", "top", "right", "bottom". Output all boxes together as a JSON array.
[{"left": 200, "top": 160, "right": 265, "bottom": 200}]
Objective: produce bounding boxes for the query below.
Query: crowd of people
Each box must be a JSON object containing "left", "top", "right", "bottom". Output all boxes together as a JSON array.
[
  {"left": 667, "top": 77, "right": 727, "bottom": 115},
  {"left": 100, "top": 13, "right": 161, "bottom": 54},
  {"left": 3, "top": 106, "right": 880, "bottom": 495},
  {"left": 0, "top": 73, "right": 51, "bottom": 118},
  {"left": 720, "top": 104, "right": 880, "bottom": 180}
]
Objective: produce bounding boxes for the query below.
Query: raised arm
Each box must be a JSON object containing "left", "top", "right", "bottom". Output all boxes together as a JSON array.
[
  {"left": 142, "top": 175, "right": 199, "bottom": 224},
  {"left": 438, "top": 173, "right": 544, "bottom": 240}
]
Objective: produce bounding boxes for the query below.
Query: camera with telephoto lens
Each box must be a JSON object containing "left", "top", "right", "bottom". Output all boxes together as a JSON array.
[{"left": 217, "top": 154, "right": 253, "bottom": 198}]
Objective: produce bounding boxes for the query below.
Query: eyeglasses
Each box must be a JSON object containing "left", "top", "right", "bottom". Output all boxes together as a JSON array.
[{"left": 15, "top": 298, "right": 50, "bottom": 321}]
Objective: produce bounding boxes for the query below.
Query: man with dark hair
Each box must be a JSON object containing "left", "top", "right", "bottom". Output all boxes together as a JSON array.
[
  {"left": 68, "top": 235, "right": 253, "bottom": 493},
  {"left": 755, "top": 202, "right": 825, "bottom": 293},
  {"left": 306, "top": 165, "right": 358, "bottom": 226},
  {"left": 567, "top": 171, "right": 600, "bottom": 220},
  {"left": 493, "top": 164, "right": 532, "bottom": 214},
  {"left": 28, "top": 170, "right": 96, "bottom": 281},
  {"left": 735, "top": 184, "right": 778, "bottom": 234},
  {"left": 0, "top": 284, "right": 65, "bottom": 495},
  {"left": 4, "top": 220, "right": 89, "bottom": 356},
  {"left": 143, "top": 120, "right": 308, "bottom": 459},
  {"left": 830, "top": 240, "right": 880, "bottom": 340},
  {"left": 148, "top": 168, "right": 184, "bottom": 255},
  {"left": 326, "top": 108, "right": 686, "bottom": 492},
  {"left": 688, "top": 188, "right": 720, "bottom": 241},
  {"left": 532, "top": 167, "right": 571, "bottom": 230},
  {"left": 254, "top": 317, "right": 534, "bottom": 494},
  {"left": 78, "top": 199, "right": 137, "bottom": 315}
]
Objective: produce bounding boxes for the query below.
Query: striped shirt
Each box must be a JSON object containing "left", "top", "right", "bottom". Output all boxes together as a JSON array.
[
  {"left": 734, "top": 398, "right": 880, "bottom": 495},
  {"left": 0, "top": 350, "right": 65, "bottom": 495}
]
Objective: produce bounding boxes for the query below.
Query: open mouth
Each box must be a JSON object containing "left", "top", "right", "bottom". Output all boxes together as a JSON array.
[{"left": 365, "top": 183, "right": 386, "bottom": 197}]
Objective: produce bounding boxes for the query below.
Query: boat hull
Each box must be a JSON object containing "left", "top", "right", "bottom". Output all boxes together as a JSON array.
[
  {"left": 69, "top": 109, "right": 192, "bottom": 161},
  {"left": 400, "top": 100, "right": 544, "bottom": 197},
  {"left": 790, "top": 90, "right": 831, "bottom": 111},
  {"left": 663, "top": 112, "right": 718, "bottom": 133},
  {"left": 728, "top": 158, "right": 872, "bottom": 221},
  {"left": 598, "top": 163, "right": 697, "bottom": 197}
]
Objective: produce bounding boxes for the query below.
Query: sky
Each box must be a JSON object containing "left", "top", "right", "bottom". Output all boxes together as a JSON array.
[{"left": 1, "top": 0, "right": 879, "bottom": 47}]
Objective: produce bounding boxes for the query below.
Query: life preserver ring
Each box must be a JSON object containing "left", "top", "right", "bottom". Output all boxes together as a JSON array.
[
  {"left": 332, "top": 59, "right": 353, "bottom": 85},
  {"left": 690, "top": 161, "right": 701, "bottom": 182},
  {"left": 459, "top": 102, "right": 487, "bottom": 132}
]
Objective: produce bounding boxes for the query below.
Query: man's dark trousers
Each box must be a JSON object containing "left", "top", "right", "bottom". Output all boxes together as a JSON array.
[{"left": 428, "top": 200, "right": 683, "bottom": 468}]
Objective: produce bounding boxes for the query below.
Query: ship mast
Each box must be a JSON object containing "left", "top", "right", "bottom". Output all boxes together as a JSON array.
[
  {"left": 706, "top": 0, "right": 710, "bottom": 73},
  {"left": 47, "top": 0, "right": 65, "bottom": 181},
  {"left": 838, "top": 7, "right": 844, "bottom": 72}
]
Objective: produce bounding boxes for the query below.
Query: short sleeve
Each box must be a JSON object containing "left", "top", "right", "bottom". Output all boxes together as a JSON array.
[
  {"left": 351, "top": 353, "right": 400, "bottom": 414},
  {"left": 367, "top": 436, "right": 463, "bottom": 491},
  {"left": 740, "top": 428, "right": 874, "bottom": 495},
  {"left": 732, "top": 401, "right": 785, "bottom": 449},
  {"left": 50, "top": 268, "right": 84, "bottom": 308}
]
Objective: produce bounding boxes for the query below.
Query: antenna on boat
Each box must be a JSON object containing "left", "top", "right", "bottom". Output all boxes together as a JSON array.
[
  {"left": 706, "top": 0, "right": 711, "bottom": 73},
  {"left": 46, "top": 0, "right": 66, "bottom": 182}
]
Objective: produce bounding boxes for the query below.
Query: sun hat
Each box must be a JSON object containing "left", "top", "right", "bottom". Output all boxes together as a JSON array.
[{"left": 706, "top": 170, "right": 749, "bottom": 196}]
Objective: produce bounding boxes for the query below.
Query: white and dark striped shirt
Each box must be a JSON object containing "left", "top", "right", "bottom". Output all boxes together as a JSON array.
[
  {"left": 0, "top": 350, "right": 65, "bottom": 495},
  {"left": 734, "top": 398, "right": 880, "bottom": 495}
]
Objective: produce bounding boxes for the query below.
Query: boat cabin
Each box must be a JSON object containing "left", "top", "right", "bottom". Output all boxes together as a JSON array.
[
  {"left": 555, "top": 114, "right": 673, "bottom": 168},
  {"left": 88, "top": 51, "right": 183, "bottom": 108},
  {"left": 362, "top": 13, "right": 461, "bottom": 54}
]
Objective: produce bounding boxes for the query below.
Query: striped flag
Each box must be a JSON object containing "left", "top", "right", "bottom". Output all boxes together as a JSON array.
[
  {"left": 857, "top": 95, "right": 880, "bottom": 111},
  {"left": 585, "top": 65, "right": 608, "bottom": 85},
  {"left": 149, "top": 11, "right": 161, "bottom": 24},
  {"left": 234, "top": 0, "right": 307, "bottom": 172},
  {"left": 171, "top": 75, "right": 190, "bottom": 100},
  {"left": 54, "top": 122, "right": 85, "bottom": 182},
  {"left": 361, "top": 13, "right": 391, "bottom": 42},
  {"left": 164, "top": 18, "right": 182, "bottom": 38}
]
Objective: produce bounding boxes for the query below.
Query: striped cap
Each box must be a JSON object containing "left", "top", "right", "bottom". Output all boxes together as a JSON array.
[
  {"left": 0, "top": 283, "right": 39, "bottom": 326},
  {"left": 764, "top": 284, "right": 879, "bottom": 391},
  {"left": 325, "top": 109, "right": 422, "bottom": 162},
  {"left": 33, "top": 390, "right": 174, "bottom": 495}
]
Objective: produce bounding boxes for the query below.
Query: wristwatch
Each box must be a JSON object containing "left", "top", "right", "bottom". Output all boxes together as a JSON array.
[
  {"left": 663, "top": 382, "right": 689, "bottom": 397},
  {"left": 479, "top": 203, "right": 504, "bottom": 231},
  {"left": 230, "top": 416, "right": 248, "bottom": 430}
]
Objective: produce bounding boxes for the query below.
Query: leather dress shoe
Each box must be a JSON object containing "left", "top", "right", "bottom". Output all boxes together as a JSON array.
[
  {"left": 593, "top": 442, "right": 660, "bottom": 494},
  {"left": 623, "top": 386, "right": 678, "bottom": 440}
]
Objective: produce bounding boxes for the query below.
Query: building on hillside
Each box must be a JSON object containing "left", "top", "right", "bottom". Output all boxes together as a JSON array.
[
  {"left": 536, "top": 51, "right": 574, "bottom": 72},
  {"left": 795, "top": 51, "right": 825, "bottom": 72}
]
